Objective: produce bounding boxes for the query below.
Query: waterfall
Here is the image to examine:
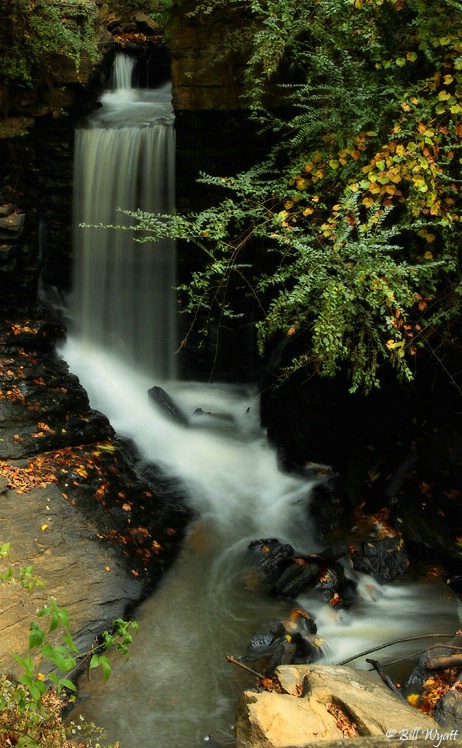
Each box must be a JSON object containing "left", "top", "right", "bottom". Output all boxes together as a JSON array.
[
  {"left": 72, "top": 53, "right": 177, "bottom": 379},
  {"left": 63, "top": 53, "right": 459, "bottom": 748}
]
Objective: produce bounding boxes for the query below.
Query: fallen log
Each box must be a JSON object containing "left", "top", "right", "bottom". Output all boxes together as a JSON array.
[{"left": 426, "top": 653, "right": 462, "bottom": 670}]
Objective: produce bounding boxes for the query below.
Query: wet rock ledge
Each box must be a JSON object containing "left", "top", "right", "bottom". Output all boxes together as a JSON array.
[
  {"left": 236, "top": 664, "right": 438, "bottom": 748},
  {"left": 0, "top": 308, "right": 189, "bottom": 676}
]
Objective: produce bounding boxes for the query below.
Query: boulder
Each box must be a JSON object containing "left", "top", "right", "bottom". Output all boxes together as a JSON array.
[
  {"left": 283, "top": 608, "right": 317, "bottom": 637},
  {"left": 235, "top": 664, "right": 437, "bottom": 748},
  {"left": 268, "top": 640, "right": 297, "bottom": 673},
  {"left": 349, "top": 547, "right": 372, "bottom": 574},
  {"left": 257, "top": 543, "right": 295, "bottom": 583},
  {"left": 249, "top": 621, "right": 286, "bottom": 655},
  {"left": 314, "top": 563, "right": 345, "bottom": 601},
  {"left": 135, "top": 11, "right": 161, "bottom": 34},
  {"left": 0, "top": 212, "right": 25, "bottom": 235},
  {"left": 317, "top": 544, "right": 350, "bottom": 562},
  {"left": 273, "top": 562, "right": 319, "bottom": 598},
  {"left": 433, "top": 687, "right": 462, "bottom": 729},
  {"left": 309, "top": 480, "right": 345, "bottom": 540},
  {"left": 361, "top": 536, "right": 409, "bottom": 584},
  {"left": 0, "top": 481, "right": 141, "bottom": 677}
]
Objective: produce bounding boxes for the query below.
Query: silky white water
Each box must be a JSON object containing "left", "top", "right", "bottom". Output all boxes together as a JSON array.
[
  {"left": 72, "top": 54, "right": 176, "bottom": 379},
  {"left": 61, "top": 339, "right": 458, "bottom": 748}
]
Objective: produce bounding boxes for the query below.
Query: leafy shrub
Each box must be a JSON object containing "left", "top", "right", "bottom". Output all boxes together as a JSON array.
[
  {"left": 127, "top": 0, "right": 462, "bottom": 392},
  {"left": 0, "top": 543, "right": 136, "bottom": 747},
  {"left": 0, "top": 0, "right": 98, "bottom": 88}
]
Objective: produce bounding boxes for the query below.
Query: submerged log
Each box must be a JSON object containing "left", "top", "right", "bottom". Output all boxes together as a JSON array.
[{"left": 148, "top": 386, "right": 188, "bottom": 426}]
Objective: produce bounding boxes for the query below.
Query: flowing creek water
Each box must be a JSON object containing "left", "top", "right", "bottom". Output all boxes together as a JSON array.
[{"left": 62, "top": 54, "right": 459, "bottom": 748}]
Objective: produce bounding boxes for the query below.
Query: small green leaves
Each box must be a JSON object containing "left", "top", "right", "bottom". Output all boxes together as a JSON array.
[
  {"left": 1, "top": 544, "right": 137, "bottom": 745},
  {"left": 29, "top": 621, "right": 46, "bottom": 649},
  {"left": 0, "top": 542, "right": 11, "bottom": 559},
  {"left": 90, "top": 653, "right": 112, "bottom": 681}
]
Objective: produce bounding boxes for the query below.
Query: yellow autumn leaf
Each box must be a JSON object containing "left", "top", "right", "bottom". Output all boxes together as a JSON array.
[
  {"left": 407, "top": 693, "right": 420, "bottom": 706},
  {"left": 41, "top": 524, "right": 48, "bottom": 531},
  {"left": 386, "top": 340, "right": 404, "bottom": 350},
  {"left": 438, "top": 90, "right": 451, "bottom": 100},
  {"left": 424, "top": 251, "right": 433, "bottom": 260}
]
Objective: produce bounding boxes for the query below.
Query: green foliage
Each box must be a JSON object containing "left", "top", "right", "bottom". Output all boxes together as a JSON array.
[
  {"left": 0, "top": 545, "right": 137, "bottom": 747},
  {"left": 0, "top": 0, "right": 98, "bottom": 88},
  {"left": 132, "top": 0, "right": 462, "bottom": 392}
]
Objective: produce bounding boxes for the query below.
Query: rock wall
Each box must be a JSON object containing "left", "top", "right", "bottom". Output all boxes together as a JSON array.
[
  {"left": 169, "top": 1, "right": 248, "bottom": 111},
  {"left": 0, "top": 311, "right": 189, "bottom": 675}
]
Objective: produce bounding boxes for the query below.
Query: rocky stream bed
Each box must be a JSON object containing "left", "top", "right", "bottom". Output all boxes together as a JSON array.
[{"left": 1, "top": 306, "right": 462, "bottom": 748}]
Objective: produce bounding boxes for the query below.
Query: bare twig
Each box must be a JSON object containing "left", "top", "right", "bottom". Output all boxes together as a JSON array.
[
  {"left": 337, "top": 634, "right": 454, "bottom": 666},
  {"left": 366, "top": 658, "right": 406, "bottom": 701},
  {"left": 367, "top": 644, "right": 462, "bottom": 671},
  {"left": 226, "top": 655, "right": 265, "bottom": 680}
]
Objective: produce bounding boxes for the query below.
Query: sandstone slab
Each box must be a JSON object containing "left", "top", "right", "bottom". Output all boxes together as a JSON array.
[{"left": 236, "top": 664, "right": 437, "bottom": 748}]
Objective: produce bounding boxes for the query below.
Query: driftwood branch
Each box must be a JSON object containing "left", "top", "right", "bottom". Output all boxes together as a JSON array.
[
  {"left": 366, "top": 658, "right": 406, "bottom": 701},
  {"left": 226, "top": 655, "right": 265, "bottom": 680},
  {"left": 426, "top": 653, "right": 462, "bottom": 670},
  {"left": 337, "top": 633, "right": 453, "bottom": 666}
]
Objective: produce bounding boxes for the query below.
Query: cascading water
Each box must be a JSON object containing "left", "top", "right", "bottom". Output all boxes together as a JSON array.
[
  {"left": 72, "top": 54, "right": 176, "bottom": 379},
  {"left": 64, "top": 54, "right": 459, "bottom": 748}
]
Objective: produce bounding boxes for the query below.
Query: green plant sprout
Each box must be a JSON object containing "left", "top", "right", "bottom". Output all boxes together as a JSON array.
[{"left": 0, "top": 542, "right": 138, "bottom": 747}]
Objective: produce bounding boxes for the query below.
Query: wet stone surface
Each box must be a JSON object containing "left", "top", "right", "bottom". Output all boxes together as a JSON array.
[{"left": 0, "top": 309, "right": 190, "bottom": 675}]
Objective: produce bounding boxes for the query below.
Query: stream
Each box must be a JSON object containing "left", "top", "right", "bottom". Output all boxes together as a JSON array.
[
  {"left": 61, "top": 340, "right": 459, "bottom": 748},
  {"left": 62, "top": 52, "right": 459, "bottom": 748}
]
